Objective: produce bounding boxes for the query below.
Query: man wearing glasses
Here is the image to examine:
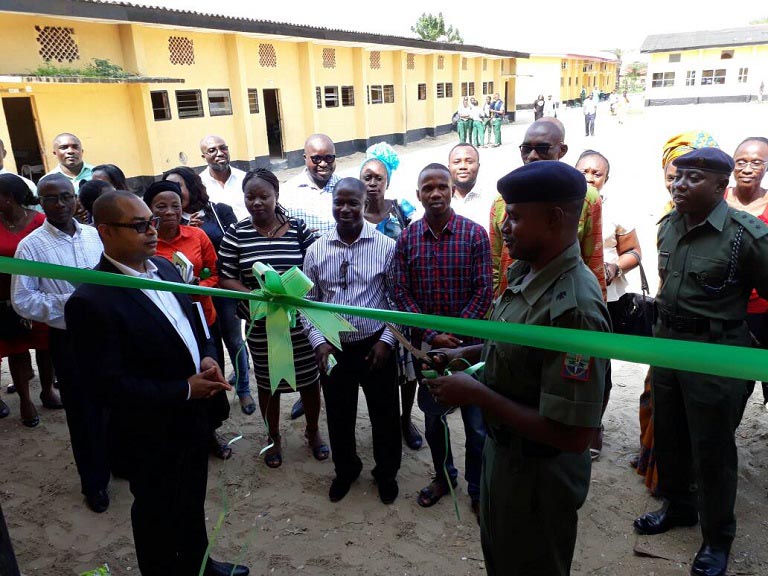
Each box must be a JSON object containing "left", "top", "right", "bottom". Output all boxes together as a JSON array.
[
  {"left": 303, "top": 178, "right": 401, "bottom": 505},
  {"left": 12, "top": 174, "right": 105, "bottom": 511},
  {"left": 64, "top": 191, "right": 248, "bottom": 576},
  {"left": 199, "top": 134, "right": 248, "bottom": 220}
]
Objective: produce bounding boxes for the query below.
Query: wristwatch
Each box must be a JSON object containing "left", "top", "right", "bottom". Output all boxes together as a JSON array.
[{"left": 614, "top": 264, "right": 623, "bottom": 278}]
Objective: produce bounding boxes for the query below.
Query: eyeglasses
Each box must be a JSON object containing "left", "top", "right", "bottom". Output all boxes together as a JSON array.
[
  {"left": 519, "top": 144, "right": 559, "bottom": 156},
  {"left": 339, "top": 260, "right": 349, "bottom": 290},
  {"left": 39, "top": 193, "right": 75, "bottom": 205},
  {"left": 204, "top": 145, "right": 229, "bottom": 155},
  {"left": 103, "top": 217, "right": 161, "bottom": 234},
  {"left": 308, "top": 154, "right": 336, "bottom": 165},
  {"left": 735, "top": 159, "right": 766, "bottom": 169}
]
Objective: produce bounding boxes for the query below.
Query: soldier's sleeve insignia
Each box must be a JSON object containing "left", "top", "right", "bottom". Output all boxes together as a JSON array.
[{"left": 561, "top": 353, "right": 591, "bottom": 381}]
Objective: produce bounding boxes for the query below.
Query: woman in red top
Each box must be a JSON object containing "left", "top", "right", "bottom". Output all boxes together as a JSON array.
[
  {"left": 725, "top": 136, "right": 768, "bottom": 406},
  {"left": 143, "top": 181, "right": 232, "bottom": 459},
  {"left": 0, "top": 174, "right": 59, "bottom": 426}
]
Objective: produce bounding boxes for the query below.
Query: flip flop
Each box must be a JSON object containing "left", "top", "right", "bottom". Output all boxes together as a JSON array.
[
  {"left": 417, "top": 480, "right": 455, "bottom": 508},
  {"left": 305, "top": 429, "right": 329, "bottom": 461},
  {"left": 264, "top": 435, "right": 282, "bottom": 468},
  {"left": 210, "top": 433, "right": 233, "bottom": 460}
]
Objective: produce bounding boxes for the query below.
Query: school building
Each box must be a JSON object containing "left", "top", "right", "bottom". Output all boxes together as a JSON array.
[
  {"left": 515, "top": 52, "right": 619, "bottom": 110},
  {"left": 0, "top": 0, "right": 527, "bottom": 184},
  {"left": 641, "top": 25, "right": 768, "bottom": 106}
]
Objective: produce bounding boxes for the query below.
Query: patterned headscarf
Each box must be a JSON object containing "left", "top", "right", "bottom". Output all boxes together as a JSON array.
[
  {"left": 363, "top": 142, "right": 400, "bottom": 184},
  {"left": 661, "top": 131, "right": 719, "bottom": 169}
]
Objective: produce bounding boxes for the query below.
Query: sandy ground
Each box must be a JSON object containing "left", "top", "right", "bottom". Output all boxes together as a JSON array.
[{"left": 2, "top": 101, "right": 768, "bottom": 575}]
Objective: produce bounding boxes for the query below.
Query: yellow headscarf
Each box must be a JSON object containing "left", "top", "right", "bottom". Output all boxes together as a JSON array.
[{"left": 661, "top": 131, "right": 719, "bottom": 169}]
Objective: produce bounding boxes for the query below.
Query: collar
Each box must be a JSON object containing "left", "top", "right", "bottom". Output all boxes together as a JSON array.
[
  {"left": 512, "top": 242, "right": 582, "bottom": 307},
  {"left": 453, "top": 187, "right": 482, "bottom": 204},
  {"left": 103, "top": 253, "right": 158, "bottom": 278},
  {"left": 158, "top": 224, "right": 193, "bottom": 243},
  {"left": 300, "top": 168, "right": 339, "bottom": 193},
  {"left": 42, "top": 218, "right": 83, "bottom": 239},
  {"left": 668, "top": 198, "right": 728, "bottom": 233},
  {"left": 52, "top": 163, "right": 93, "bottom": 180},
  {"left": 328, "top": 219, "right": 376, "bottom": 246},
  {"left": 421, "top": 211, "right": 457, "bottom": 239}
]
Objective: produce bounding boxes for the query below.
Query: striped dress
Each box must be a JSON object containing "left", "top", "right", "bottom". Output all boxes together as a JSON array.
[{"left": 218, "top": 217, "right": 319, "bottom": 392}]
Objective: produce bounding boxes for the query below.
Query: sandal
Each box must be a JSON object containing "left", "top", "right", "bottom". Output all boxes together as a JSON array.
[
  {"left": 305, "top": 429, "right": 329, "bottom": 461},
  {"left": 210, "top": 433, "right": 233, "bottom": 460},
  {"left": 417, "top": 479, "right": 455, "bottom": 508},
  {"left": 264, "top": 435, "right": 282, "bottom": 468}
]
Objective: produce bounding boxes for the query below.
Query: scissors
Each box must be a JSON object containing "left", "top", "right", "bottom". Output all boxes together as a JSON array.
[{"left": 384, "top": 323, "right": 451, "bottom": 378}]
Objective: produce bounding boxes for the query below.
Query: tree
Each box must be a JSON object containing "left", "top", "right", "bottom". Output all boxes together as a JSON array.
[
  {"left": 608, "top": 48, "right": 622, "bottom": 91},
  {"left": 411, "top": 12, "right": 464, "bottom": 44},
  {"left": 749, "top": 17, "right": 768, "bottom": 24}
]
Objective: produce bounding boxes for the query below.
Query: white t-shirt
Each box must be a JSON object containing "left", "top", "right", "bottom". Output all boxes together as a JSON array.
[
  {"left": 199, "top": 166, "right": 247, "bottom": 220},
  {"left": 602, "top": 194, "right": 635, "bottom": 302},
  {"left": 451, "top": 186, "right": 492, "bottom": 232}
]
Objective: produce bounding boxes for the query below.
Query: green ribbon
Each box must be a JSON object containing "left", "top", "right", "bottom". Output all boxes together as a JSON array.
[
  {"left": 3, "top": 256, "right": 768, "bottom": 381},
  {"left": 247, "top": 262, "right": 355, "bottom": 393}
]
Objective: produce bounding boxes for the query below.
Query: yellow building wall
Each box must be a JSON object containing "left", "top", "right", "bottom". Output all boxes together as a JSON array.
[
  {"left": 404, "top": 53, "right": 430, "bottom": 132},
  {"left": 313, "top": 45, "right": 359, "bottom": 143},
  {"left": 366, "top": 50, "right": 401, "bottom": 138}
]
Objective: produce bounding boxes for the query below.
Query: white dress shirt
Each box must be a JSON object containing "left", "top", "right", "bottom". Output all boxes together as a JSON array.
[
  {"left": 280, "top": 169, "right": 340, "bottom": 235},
  {"left": 451, "top": 186, "right": 492, "bottom": 232},
  {"left": 12, "top": 219, "right": 103, "bottom": 329},
  {"left": 199, "top": 166, "right": 247, "bottom": 221}
]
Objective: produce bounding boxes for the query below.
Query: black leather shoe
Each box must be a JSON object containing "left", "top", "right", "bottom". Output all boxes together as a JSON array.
[
  {"left": 329, "top": 466, "right": 362, "bottom": 503},
  {"left": 85, "top": 489, "right": 110, "bottom": 513},
  {"left": 634, "top": 504, "right": 698, "bottom": 535},
  {"left": 376, "top": 478, "right": 399, "bottom": 505},
  {"left": 290, "top": 398, "right": 305, "bottom": 420},
  {"left": 691, "top": 544, "right": 729, "bottom": 576},
  {"left": 205, "top": 557, "right": 249, "bottom": 576}
]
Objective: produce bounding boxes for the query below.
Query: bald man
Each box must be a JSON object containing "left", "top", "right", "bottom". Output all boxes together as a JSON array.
[
  {"left": 198, "top": 134, "right": 247, "bottom": 220},
  {"left": 45, "top": 133, "right": 92, "bottom": 183},
  {"left": 280, "top": 133, "right": 340, "bottom": 235}
]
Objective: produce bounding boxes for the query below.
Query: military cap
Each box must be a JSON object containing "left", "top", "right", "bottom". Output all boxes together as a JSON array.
[
  {"left": 497, "top": 160, "right": 587, "bottom": 204},
  {"left": 143, "top": 180, "right": 182, "bottom": 206},
  {"left": 672, "top": 147, "right": 734, "bottom": 175}
]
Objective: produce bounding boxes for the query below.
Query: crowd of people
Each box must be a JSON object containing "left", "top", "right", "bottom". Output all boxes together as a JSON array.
[
  {"left": 0, "top": 118, "right": 766, "bottom": 576},
  {"left": 455, "top": 93, "right": 505, "bottom": 147}
]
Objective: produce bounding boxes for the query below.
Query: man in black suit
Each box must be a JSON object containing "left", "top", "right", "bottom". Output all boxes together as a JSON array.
[{"left": 65, "top": 191, "right": 248, "bottom": 576}]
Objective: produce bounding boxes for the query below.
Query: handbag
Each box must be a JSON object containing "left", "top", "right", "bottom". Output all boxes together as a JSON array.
[
  {"left": 613, "top": 254, "right": 655, "bottom": 337},
  {"left": 0, "top": 300, "right": 32, "bottom": 341}
]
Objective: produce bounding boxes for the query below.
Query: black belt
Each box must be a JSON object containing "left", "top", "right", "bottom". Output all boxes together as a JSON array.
[
  {"left": 657, "top": 309, "right": 742, "bottom": 334},
  {"left": 487, "top": 426, "right": 561, "bottom": 458}
]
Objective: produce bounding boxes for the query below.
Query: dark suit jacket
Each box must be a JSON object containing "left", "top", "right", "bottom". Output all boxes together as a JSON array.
[{"left": 65, "top": 255, "right": 217, "bottom": 469}]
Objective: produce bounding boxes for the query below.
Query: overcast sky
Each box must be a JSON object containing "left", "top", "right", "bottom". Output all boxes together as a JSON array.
[{"left": 106, "top": 0, "right": 758, "bottom": 53}]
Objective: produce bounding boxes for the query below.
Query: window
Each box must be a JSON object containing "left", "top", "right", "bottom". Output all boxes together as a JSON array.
[
  {"left": 169, "top": 36, "right": 195, "bottom": 66},
  {"left": 150, "top": 90, "right": 171, "bottom": 121},
  {"left": 445, "top": 82, "right": 453, "bottom": 98},
  {"left": 561, "top": 61, "right": 568, "bottom": 70},
  {"left": 720, "top": 50, "right": 734, "bottom": 60},
  {"left": 324, "top": 86, "right": 339, "bottom": 108},
  {"left": 651, "top": 72, "right": 675, "bottom": 88},
  {"left": 462, "top": 58, "right": 467, "bottom": 71},
  {"left": 383, "top": 84, "right": 395, "bottom": 103},
  {"left": 341, "top": 86, "right": 355, "bottom": 107},
  {"left": 560, "top": 77, "right": 564, "bottom": 87},
  {"left": 315, "top": 87, "right": 322, "bottom": 108},
  {"left": 482, "top": 81, "right": 494, "bottom": 94},
  {"left": 437, "top": 55, "right": 444, "bottom": 70},
  {"left": 418, "top": 83, "right": 426, "bottom": 100},
  {"left": 701, "top": 69, "right": 726, "bottom": 85},
  {"left": 568, "top": 77, "right": 571, "bottom": 86},
  {"left": 247, "top": 89, "right": 259, "bottom": 114},
  {"left": 738, "top": 67, "right": 749, "bottom": 83},
  {"left": 35, "top": 25, "right": 79, "bottom": 63},
  {"left": 369, "top": 85, "right": 383, "bottom": 104},
  {"left": 175, "top": 90, "right": 203, "bottom": 118},
  {"left": 407, "top": 53, "right": 415, "bottom": 70},
  {"left": 322, "top": 48, "right": 336, "bottom": 69},
  {"left": 669, "top": 53, "right": 681, "bottom": 63},
  {"left": 461, "top": 83, "right": 467, "bottom": 97},
  {"left": 685, "top": 71, "right": 696, "bottom": 86},
  {"left": 461, "top": 82, "right": 474, "bottom": 96},
  {"left": 575, "top": 77, "right": 579, "bottom": 85},
  {"left": 483, "top": 58, "right": 487, "bottom": 72},
  {"left": 207, "top": 89, "right": 232, "bottom": 116},
  {"left": 436, "top": 82, "right": 445, "bottom": 98}
]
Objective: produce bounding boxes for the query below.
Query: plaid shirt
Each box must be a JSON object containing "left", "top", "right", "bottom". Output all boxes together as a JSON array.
[
  {"left": 280, "top": 169, "right": 341, "bottom": 235},
  {"left": 393, "top": 211, "right": 493, "bottom": 345}
]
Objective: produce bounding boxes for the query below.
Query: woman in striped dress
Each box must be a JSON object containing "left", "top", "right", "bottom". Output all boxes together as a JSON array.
[{"left": 218, "top": 169, "right": 328, "bottom": 468}]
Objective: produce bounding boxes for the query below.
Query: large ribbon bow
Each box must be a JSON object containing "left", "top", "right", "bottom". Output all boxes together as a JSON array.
[{"left": 248, "top": 262, "right": 356, "bottom": 393}]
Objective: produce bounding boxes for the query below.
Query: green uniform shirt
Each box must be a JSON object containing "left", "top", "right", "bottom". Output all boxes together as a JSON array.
[
  {"left": 481, "top": 241, "right": 609, "bottom": 431},
  {"left": 657, "top": 200, "right": 768, "bottom": 321}
]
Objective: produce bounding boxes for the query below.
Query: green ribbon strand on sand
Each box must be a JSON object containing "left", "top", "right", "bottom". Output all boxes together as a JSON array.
[{"left": 3, "top": 256, "right": 768, "bottom": 381}]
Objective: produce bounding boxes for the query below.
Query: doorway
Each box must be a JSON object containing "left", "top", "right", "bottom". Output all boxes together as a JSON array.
[
  {"left": 263, "top": 89, "right": 284, "bottom": 159},
  {"left": 2, "top": 97, "right": 45, "bottom": 181}
]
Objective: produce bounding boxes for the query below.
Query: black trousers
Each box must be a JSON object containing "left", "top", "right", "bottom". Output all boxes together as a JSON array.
[
  {"left": 129, "top": 440, "right": 209, "bottom": 575},
  {"left": 321, "top": 334, "right": 401, "bottom": 482},
  {"left": 49, "top": 327, "right": 110, "bottom": 496},
  {"left": 0, "top": 503, "right": 20, "bottom": 576}
]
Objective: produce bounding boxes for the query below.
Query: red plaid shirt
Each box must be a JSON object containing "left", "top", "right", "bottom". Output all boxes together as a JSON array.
[{"left": 393, "top": 211, "right": 493, "bottom": 344}]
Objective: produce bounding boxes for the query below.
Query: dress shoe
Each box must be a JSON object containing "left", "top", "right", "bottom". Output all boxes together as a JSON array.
[
  {"left": 205, "top": 557, "right": 249, "bottom": 576},
  {"left": 376, "top": 478, "right": 399, "bottom": 505},
  {"left": 691, "top": 544, "right": 729, "bottom": 576},
  {"left": 329, "top": 465, "right": 362, "bottom": 503},
  {"left": 85, "top": 489, "right": 110, "bottom": 513},
  {"left": 634, "top": 503, "right": 698, "bottom": 535},
  {"left": 290, "top": 398, "right": 305, "bottom": 420}
]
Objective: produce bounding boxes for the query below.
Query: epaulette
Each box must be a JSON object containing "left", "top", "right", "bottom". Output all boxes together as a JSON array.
[
  {"left": 549, "top": 273, "right": 578, "bottom": 321},
  {"left": 730, "top": 209, "right": 768, "bottom": 240}
]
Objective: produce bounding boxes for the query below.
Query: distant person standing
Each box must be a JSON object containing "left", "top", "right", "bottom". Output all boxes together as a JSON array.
[
  {"left": 481, "top": 96, "right": 493, "bottom": 148},
  {"left": 489, "top": 93, "right": 505, "bottom": 147},
  {"left": 45, "top": 133, "right": 92, "bottom": 184},
  {"left": 533, "top": 94, "right": 545, "bottom": 120},
  {"left": 543, "top": 95, "right": 557, "bottom": 118},
  {"left": 456, "top": 97, "right": 473, "bottom": 143},
  {"left": 469, "top": 98, "right": 484, "bottom": 148},
  {"left": 583, "top": 94, "right": 597, "bottom": 137}
]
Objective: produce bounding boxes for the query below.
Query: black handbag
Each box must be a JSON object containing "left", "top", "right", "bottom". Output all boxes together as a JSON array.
[
  {"left": 613, "top": 258, "right": 655, "bottom": 337},
  {"left": 0, "top": 300, "right": 32, "bottom": 341}
]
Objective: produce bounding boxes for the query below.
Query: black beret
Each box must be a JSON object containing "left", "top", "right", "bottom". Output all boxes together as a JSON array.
[
  {"left": 672, "top": 147, "right": 734, "bottom": 175},
  {"left": 497, "top": 160, "right": 587, "bottom": 204},
  {"left": 143, "top": 180, "right": 182, "bottom": 206}
]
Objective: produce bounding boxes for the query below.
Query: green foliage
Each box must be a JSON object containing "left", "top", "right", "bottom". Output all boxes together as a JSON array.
[
  {"left": 749, "top": 17, "right": 768, "bottom": 24},
  {"left": 411, "top": 12, "right": 464, "bottom": 44},
  {"left": 620, "top": 61, "right": 647, "bottom": 94},
  {"left": 28, "top": 58, "right": 136, "bottom": 78}
]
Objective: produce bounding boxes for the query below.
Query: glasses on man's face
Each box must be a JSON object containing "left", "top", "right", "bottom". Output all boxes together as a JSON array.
[
  {"left": 735, "top": 159, "right": 766, "bottom": 170},
  {"left": 39, "top": 192, "right": 76, "bottom": 206},
  {"left": 308, "top": 154, "right": 336, "bottom": 165},
  {"left": 519, "top": 144, "right": 557, "bottom": 156},
  {"left": 339, "top": 260, "right": 349, "bottom": 290},
  {"left": 104, "top": 216, "right": 161, "bottom": 234},
  {"left": 205, "top": 145, "right": 229, "bottom": 155}
]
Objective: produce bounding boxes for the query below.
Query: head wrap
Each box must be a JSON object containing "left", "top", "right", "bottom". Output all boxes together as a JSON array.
[
  {"left": 143, "top": 180, "right": 182, "bottom": 207},
  {"left": 364, "top": 142, "right": 400, "bottom": 184},
  {"left": 661, "top": 131, "right": 719, "bottom": 169},
  {"left": 497, "top": 161, "right": 587, "bottom": 204}
]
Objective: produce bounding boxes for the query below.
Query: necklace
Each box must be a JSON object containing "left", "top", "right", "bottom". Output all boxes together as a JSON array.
[
  {"left": 255, "top": 220, "right": 282, "bottom": 238},
  {"left": 0, "top": 209, "right": 27, "bottom": 231}
]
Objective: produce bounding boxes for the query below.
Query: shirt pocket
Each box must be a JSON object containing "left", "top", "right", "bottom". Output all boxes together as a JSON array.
[{"left": 684, "top": 254, "right": 730, "bottom": 303}]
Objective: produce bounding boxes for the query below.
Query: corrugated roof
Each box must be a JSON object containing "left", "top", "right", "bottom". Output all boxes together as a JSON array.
[
  {"left": 0, "top": 0, "right": 529, "bottom": 58},
  {"left": 641, "top": 25, "right": 768, "bottom": 53}
]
